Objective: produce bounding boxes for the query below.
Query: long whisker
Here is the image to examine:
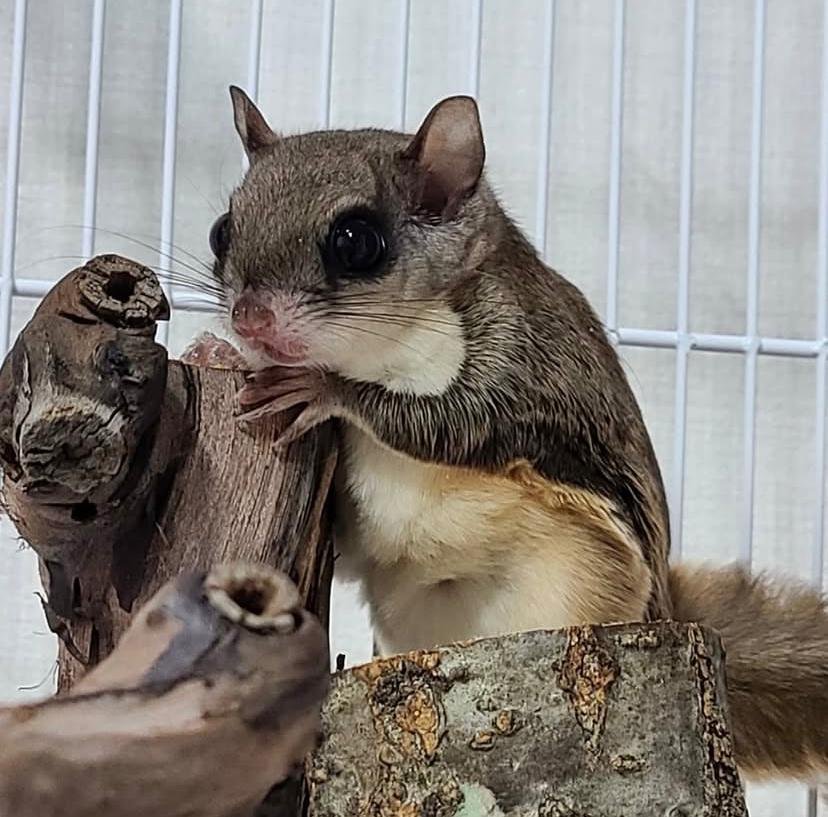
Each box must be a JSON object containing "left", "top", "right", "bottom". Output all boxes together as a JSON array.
[
  {"left": 180, "top": 172, "right": 222, "bottom": 217},
  {"left": 307, "top": 286, "right": 509, "bottom": 305},
  {"left": 14, "top": 254, "right": 195, "bottom": 287},
  {"left": 304, "top": 297, "right": 463, "bottom": 330},
  {"left": 88, "top": 226, "right": 214, "bottom": 278},
  {"left": 36, "top": 224, "right": 214, "bottom": 280},
  {"left": 316, "top": 296, "right": 455, "bottom": 310},
  {"left": 90, "top": 225, "right": 215, "bottom": 275},
  {"left": 306, "top": 293, "right": 478, "bottom": 316},
  {"left": 14, "top": 254, "right": 89, "bottom": 274},
  {"left": 320, "top": 311, "right": 458, "bottom": 339},
  {"left": 307, "top": 292, "right": 449, "bottom": 307},
  {"left": 83, "top": 223, "right": 215, "bottom": 275},
  {"left": 151, "top": 274, "right": 225, "bottom": 299},
  {"left": 322, "top": 321, "right": 444, "bottom": 392},
  {"left": 342, "top": 310, "right": 458, "bottom": 329},
  {"left": 148, "top": 266, "right": 225, "bottom": 293},
  {"left": 322, "top": 319, "right": 444, "bottom": 362},
  {"left": 15, "top": 253, "right": 226, "bottom": 301},
  {"left": 309, "top": 292, "right": 527, "bottom": 320},
  {"left": 135, "top": 230, "right": 215, "bottom": 275}
]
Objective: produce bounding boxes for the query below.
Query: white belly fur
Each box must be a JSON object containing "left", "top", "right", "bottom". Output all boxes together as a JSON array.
[{"left": 335, "top": 425, "right": 651, "bottom": 656}]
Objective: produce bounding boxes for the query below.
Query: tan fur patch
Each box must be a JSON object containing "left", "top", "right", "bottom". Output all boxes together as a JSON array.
[{"left": 336, "top": 429, "right": 652, "bottom": 655}]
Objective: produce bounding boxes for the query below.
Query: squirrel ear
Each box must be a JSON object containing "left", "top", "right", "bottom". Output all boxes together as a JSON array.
[
  {"left": 402, "top": 96, "right": 485, "bottom": 217},
  {"left": 229, "top": 86, "right": 278, "bottom": 159}
]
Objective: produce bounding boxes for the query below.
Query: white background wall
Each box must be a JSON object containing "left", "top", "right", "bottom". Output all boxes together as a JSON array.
[{"left": 1, "top": 1, "right": 826, "bottom": 814}]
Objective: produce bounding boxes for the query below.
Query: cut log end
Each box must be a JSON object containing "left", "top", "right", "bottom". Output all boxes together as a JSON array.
[
  {"left": 77, "top": 254, "right": 170, "bottom": 327},
  {"left": 204, "top": 562, "right": 302, "bottom": 633}
]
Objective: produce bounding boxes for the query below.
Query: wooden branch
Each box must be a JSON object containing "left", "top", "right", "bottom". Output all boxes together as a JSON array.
[
  {"left": 0, "top": 255, "right": 336, "bottom": 815},
  {"left": 307, "top": 622, "right": 748, "bottom": 817},
  {"left": 0, "top": 562, "right": 329, "bottom": 817},
  {"left": 0, "top": 254, "right": 336, "bottom": 689}
]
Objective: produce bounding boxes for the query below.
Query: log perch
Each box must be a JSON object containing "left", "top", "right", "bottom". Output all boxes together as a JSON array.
[
  {"left": 0, "top": 562, "right": 330, "bottom": 817},
  {"left": 0, "top": 254, "right": 337, "bottom": 689},
  {"left": 308, "top": 622, "right": 748, "bottom": 817}
]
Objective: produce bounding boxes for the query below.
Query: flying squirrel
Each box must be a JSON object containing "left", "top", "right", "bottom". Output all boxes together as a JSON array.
[{"left": 183, "top": 86, "right": 828, "bottom": 784}]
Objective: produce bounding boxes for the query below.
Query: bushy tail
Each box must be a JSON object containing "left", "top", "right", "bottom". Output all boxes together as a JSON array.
[{"left": 669, "top": 562, "right": 828, "bottom": 781}]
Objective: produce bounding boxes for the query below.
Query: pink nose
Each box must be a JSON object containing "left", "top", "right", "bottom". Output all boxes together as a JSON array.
[{"left": 231, "top": 291, "right": 272, "bottom": 338}]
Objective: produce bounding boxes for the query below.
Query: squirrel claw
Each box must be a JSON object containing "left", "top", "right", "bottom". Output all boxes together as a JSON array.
[
  {"left": 273, "top": 405, "right": 332, "bottom": 450},
  {"left": 235, "top": 367, "right": 332, "bottom": 441}
]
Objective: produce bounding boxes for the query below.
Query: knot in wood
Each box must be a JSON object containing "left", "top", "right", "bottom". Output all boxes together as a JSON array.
[
  {"left": 492, "top": 707, "right": 522, "bottom": 736},
  {"left": 468, "top": 729, "right": 496, "bottom": 751},
  {"left": 19, "top": 409, "right": 126, "bottom": 496},
  {"left": 354, "top": 652, "right": 446, "bottom": 762},
  {"left": 538, "top": 795, "right": 593, "bottom": 817}
]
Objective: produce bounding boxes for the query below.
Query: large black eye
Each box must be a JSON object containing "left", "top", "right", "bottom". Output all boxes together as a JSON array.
[
  {"left": 209, "top": 212, "right": 231, "bottom": 258},
  {"left": 326, "top": 213, "right": 387, "bottom": 275}
]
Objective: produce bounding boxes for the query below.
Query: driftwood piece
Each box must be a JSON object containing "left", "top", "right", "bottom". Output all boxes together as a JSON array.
[
  {"left": 0, "top": 562, "right": 329, "bottom": 817},
  {"left": 0, "top": 254, "right": 336, "bottom": 691},
  {"left": 0, "top": 255, "right": 336, "bottom": 816},
  {"left": 308, "top": 622, "right": 748, "bottom": 817}
]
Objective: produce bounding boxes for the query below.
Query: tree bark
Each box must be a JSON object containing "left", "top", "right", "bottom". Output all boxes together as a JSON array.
[
  {"left": 307, "top": 622, "right": 748, "bottom": 817},
  {"left": 0, "top": 562, "right": 330, "bottom": 817},
  {"left": 0, "top": 254, "right": 337, "bottom": 815}
]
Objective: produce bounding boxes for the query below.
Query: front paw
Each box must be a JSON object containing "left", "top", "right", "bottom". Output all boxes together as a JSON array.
[{"left": 236, "top": 366, "right": 335, "bottom": 448}]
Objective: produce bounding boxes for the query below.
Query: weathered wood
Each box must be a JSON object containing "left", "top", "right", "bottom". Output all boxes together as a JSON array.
[
  {"left": 0, "top": 562, "right": 329, "bottom": 817},
  {"left": 0, "top": 254, "right": 336, "bottom": 690},
  {"left": 307, "top": 622, "right": 748, "bottom": 817},
  {"left": 0, "top": 255, "right": 336, "bottom": 816}
]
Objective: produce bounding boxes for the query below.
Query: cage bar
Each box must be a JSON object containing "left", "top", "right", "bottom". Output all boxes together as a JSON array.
[
  {"left": 156, "top": 0, "right": 183, "bottom": 347},
  {"left": 319, "top": 0, "right": 335, "bottom": 128},
  {"left": 469, "top": 0, "right": 484, "bottom": 98},
  {"left": 670, "top": 0, "right": 697, "bottom": 559},
  {"left": 814, "top": 0, "right": 828, "bottom": 592},
  {"left": 809, "top": 0, "right": 824, "bottom": 737},
  {"left": 613, "top": 328, "right": 823, "bottom": 357},
  {"left": 15, "top": 261, "right": 824, "bottom": 353},
  {"left": 397, "top": 0, "right": 410, "bottom": 129},
  {"left": 534, "top": 0, "right": 556, "bottom": 260},
  {"left": 0, "top": 0, "right": 27, "bottom": 356},
  {"left": 80, "top": 0, "right": 106, "bottom": 260},
  {"left": 742, "top": 0, "right": 766, "bottom": 566},
  {"left": 246, "top": 0, "right": 263, "bottom": 102},
  {"left": 167, "top": 291, "right": 220, "bottom": 313},
  {"left": 240, "top": 0, "right": 264, "bottom": 176},
  {"left": 606, "top": 0, "right": 625, "bottom": 331}
]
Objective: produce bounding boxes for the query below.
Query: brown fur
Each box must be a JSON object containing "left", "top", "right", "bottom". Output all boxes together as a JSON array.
[
  {"left": 507, "top": 462, "right": 653, "bottom": 625},
  {"left": 670, "top": 563, "right": 828, "bottom": 780},
  {"left": 218, "top": 89, "right": 827, "bottom": 782},
  {"left": 219, "top": 91, "right": 673, "bottom": 623}
]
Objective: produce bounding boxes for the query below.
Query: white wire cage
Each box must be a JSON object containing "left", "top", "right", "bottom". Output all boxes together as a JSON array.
[{"left": 0, "top": 1, "right": 826, "bottom": 814}]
